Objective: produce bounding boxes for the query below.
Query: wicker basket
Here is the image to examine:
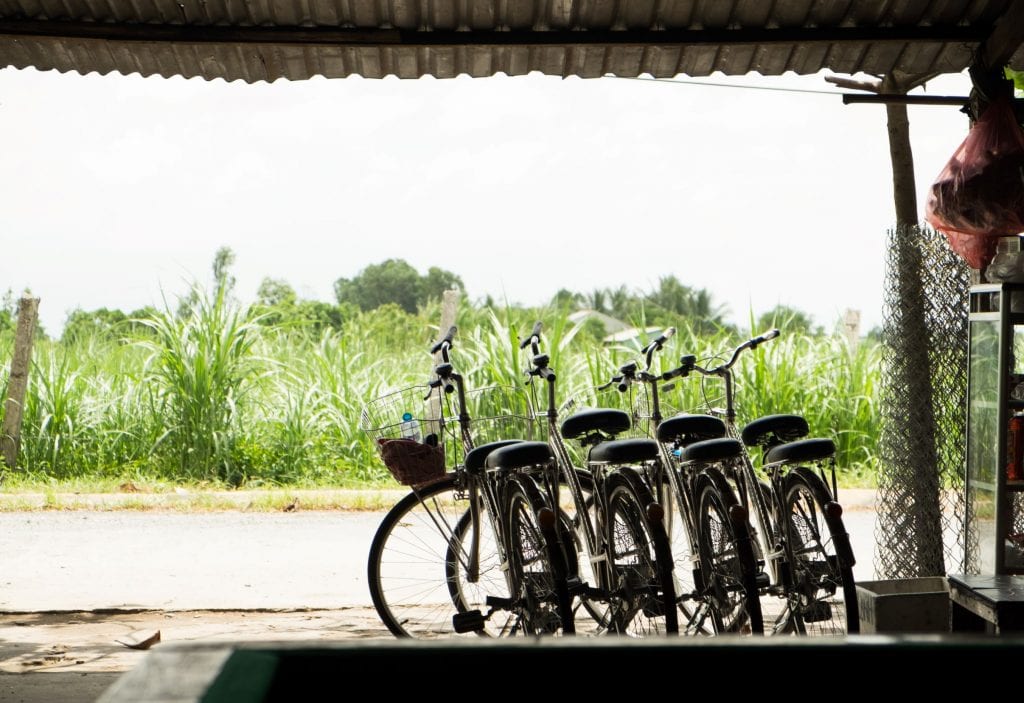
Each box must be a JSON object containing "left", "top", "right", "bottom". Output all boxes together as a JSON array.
[
  {"left": 361, "top": 383, "right": 538, "bottom": 485},
  {"left": 377, "top": 438, "right": 446, "bottom": 486},
  {"left": 361, "top": 385, "right": 449, "bottom": 486}
]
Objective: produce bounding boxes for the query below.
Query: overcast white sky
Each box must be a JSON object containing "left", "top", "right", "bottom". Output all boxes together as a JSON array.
[{"left": 0, "top": 66, "right": 975, "bottom": 336}]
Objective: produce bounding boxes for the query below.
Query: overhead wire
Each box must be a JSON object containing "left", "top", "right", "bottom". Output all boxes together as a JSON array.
[{"left": 614, "top": 75, "right": 846, "bottom": 96}]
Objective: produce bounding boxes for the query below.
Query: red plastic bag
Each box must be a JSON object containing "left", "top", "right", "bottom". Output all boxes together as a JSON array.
[{"left": 925, "top": 96, "right": 1024, "bottom": 269}]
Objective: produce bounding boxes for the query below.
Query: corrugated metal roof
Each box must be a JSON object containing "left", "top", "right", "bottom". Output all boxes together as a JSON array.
[{"left": 1, "top": 1, "right": 1022, "bottom": 83}]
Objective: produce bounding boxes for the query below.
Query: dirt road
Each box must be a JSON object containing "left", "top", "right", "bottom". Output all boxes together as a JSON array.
[{"left": 0, "top": 489, "right": 880, "bottom": 702}]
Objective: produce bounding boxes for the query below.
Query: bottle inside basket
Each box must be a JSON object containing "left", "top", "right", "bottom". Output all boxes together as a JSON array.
[{"left": 400, "top": 412, "right": 422, "bottom": 443}]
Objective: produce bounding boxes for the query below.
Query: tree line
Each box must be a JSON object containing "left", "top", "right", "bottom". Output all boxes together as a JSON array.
[{"left": 3, "top": 247, "right": 830, "bottom": 344}]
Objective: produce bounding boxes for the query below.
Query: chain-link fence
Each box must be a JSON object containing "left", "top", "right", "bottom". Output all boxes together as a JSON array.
[{"left": 874, "top": 225, "right": 970, "bottom": 578}]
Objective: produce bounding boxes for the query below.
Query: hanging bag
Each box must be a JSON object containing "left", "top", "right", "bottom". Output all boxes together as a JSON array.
[{"left": 925, "top": 96, "right": 1024, "bottom": 269}]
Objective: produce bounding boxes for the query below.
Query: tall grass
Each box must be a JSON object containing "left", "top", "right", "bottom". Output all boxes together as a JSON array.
[
  {"left": 136, "top": 285, "right": 265, "bottom": 484},
  {"left": 0, "top": 296, "right": 885, "bottom": 487}
]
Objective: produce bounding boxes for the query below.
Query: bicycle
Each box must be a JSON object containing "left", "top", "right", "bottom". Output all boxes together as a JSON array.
[
  {"left": 364, "top": 326, "right": 575, "bottom": 638},
  {"left": 520, "top": 321, "right": 679, "bottom": 636},
  {"left": 607, "top": 326, "right": 764, "bottom": 636},
  {"left": 659, "top": 329, "right": 860, "bottom": 635}
]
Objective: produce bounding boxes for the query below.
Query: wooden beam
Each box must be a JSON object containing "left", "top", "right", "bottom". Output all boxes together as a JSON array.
[
  {"left": 825, "top": 75, "right": 882, "bottom": 93},
  {"left": 842, "top": 94, "right": 969, "bottom": 106},
  {"left": 1, "top": 297, "right": 39, "bottom": 472},
  {"left": 982, "top": 1, "right": 1024, "bottom": 69},
  {"left": 0, "top": 20, "right": 987, "bottom": 49}
]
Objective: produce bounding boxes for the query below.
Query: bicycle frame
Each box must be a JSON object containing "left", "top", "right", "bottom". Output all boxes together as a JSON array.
[
  {"left": 616, "top": 330, "right": 755, "bottom": 634},
  {"left": 519, "top": 323, "right": 673, "bottom": 634},
  {"left": 678, "top": 329, "right": 852, "bottom": 633},
  {"left": 520, "top": 328, "right": 607, "bottom": 594},
  {"left": 413, "top": 329, "right": 564, "bottom": 634},
  {"left": 631, "top": 373, "right": 719, "bottom": 632}
]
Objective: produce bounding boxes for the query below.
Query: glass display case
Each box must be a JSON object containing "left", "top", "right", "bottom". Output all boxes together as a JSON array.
[{"left": 966, "top": 282, "right": 1024, "bottom": 575}]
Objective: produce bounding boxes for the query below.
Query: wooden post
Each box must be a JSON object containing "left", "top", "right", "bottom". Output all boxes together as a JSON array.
[
  {"left": 1, "top": 296, "right": 40, "bottom": 471},
  {"left": 842, "top": 309, "right": 861, "bottom": 352},
  {"left": 438, "top": 288, "right": 459, "bottom": 346},
  {"left": 426, "top": 289, "right": 460, "bottom": 440}
]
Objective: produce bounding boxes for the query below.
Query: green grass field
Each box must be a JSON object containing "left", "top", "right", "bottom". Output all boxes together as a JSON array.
[{"left": 0, "top": 288, "right": 884, "bottom": 497}]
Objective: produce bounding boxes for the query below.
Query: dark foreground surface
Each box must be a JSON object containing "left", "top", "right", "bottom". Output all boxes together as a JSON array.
[{"left": 102, "top": 635, "right": 1024, "bottom": 702}]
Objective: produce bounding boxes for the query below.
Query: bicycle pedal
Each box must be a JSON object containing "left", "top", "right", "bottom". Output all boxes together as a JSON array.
[
  {"left": 802, "top": 600, "right": 833, "bottom": 623},
  {"left": 452, "top": 610, "right": 486, "bottom": 633},
  {"left": 485, "top": 595, "right": 514, "bottom": 610},
  {"left": 754, "top": 571, "right": 771, "bottom": 589},
  {"left": 567, "top": 577, "right": 603, "bottom": 600}
]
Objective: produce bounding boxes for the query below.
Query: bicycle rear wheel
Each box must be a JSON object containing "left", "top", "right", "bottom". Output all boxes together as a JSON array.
[
  {"left": 505, "top": 475, "right": 576, "bottom": 635},
  {"left": 695, "top": 468, "right": 764, "bottom": 635},
  {"left": 657, "top": 474, "right": 711, "bottom": 635},
  {"left": 368, "top": 475, "right": 508, "bottom": 638},
  {"left": 782, "top": 467, "right": 859, "bottom": 635},
  {"left": 603, "top": 469, "right": 679, "bottom": 636}
]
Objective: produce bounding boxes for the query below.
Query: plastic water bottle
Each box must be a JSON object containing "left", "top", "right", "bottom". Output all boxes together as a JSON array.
[{"left": 400, "top": 412, "right": 421, "bottom": 442}]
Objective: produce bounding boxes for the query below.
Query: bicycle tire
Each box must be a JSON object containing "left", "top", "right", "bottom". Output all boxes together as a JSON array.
[
  {"left": 368, "top": 475, "right": 507, "bottom": 639},
  {"left": 504, "top": 474, "right": 576, "bottom": 635},
  {"left": 781, "top": 467, "right": 859, "bottom": 635},
  {"left": 603, "top": 468, "right": 679, "bottom": 636},
  {"left": 654, "top": 473, "right": 711, "bottom": 636},
  {"left": 694, "top": 467, "right": 764, "bottom": 635},
  {"left": 443, "top": 502, "right": 524, "bottom": 637}
]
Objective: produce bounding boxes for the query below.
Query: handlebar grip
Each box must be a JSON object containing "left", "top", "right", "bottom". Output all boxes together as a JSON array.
[
  {"left": 751, "top": 328, "right": 780, "bottom": 347},
  {"left": 641, "top": 326, "right": 677, "bottom": 354},
  {"left": 430, "top": 325, "right": 458, "bottom": 354},
  {"left": 538, "top": 366, "right": 556, "bottom": 382},
  {"left": 662, "top": 353, "right": 697, "bottom": 380},
  {"left": 519, "top": 321, "right": 543, "bottom": 349},
  {"left": 662, "top": 367, "right": 682, "bottom": 381}
]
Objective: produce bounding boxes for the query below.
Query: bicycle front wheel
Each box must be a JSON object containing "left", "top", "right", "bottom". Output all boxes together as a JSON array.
[
  {"left": 782, "top": 467, "right": 859, "bottom": 635},
  {"left": 368, "top": 475, "right": 508, "bottom": 639},
  {"left": 604, "top": 469, "right": 678, "bottom": 636},
  {"left": 695, "top": 468, "right": 764, "bottom": 635}
]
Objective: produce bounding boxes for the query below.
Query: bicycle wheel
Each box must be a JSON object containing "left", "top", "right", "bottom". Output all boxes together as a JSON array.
[
  {"left": 782, "top": 467, "right": 859, "bottom": 635},
  {"left": 504, "top": 474, "right": 576, "bottom": 635},
  {"left": 603, "top": 469, "right": 678, "bottom": 636},
  {"left": 444, "top": 503, "right": 521, "bottom": 637},
  {"left": 368, "top": 475, "right": 508, "bottom": 638},
  {"left": 660, "top": 483, "right": 717, "bottom": 636},
  {"left": 695, "top": 468, "right": 764, "bottom": 635}
]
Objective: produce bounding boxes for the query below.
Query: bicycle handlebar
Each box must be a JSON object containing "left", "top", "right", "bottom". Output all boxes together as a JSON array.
[
  {"left": 707, "top": 328, "right": 780, "bottom": 374},
  {"left": 430, "top": 325, "right": 458, "bottom": 355},
  {"left": 597, "top": 370, "right": 631, "bottom": 393},
  {"left": 662, "top": 354, "right": 697, "bottom": 381},
  {"left": 426, "top": 328, "right": 460, "bottom": 399},
  {"left": 752, "top": 328, "right": 780, "bottom": 346},
  {"left": 519, "top": 321, "right": 543, "bottom": 350},
  {"left": 641, "top": 326, "right": 676, "bottom": 356},
  {"left": 518, "top": 321, "right": 556, "bottom": 384}
]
